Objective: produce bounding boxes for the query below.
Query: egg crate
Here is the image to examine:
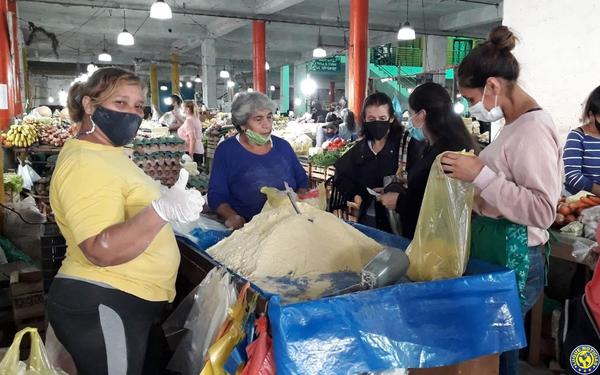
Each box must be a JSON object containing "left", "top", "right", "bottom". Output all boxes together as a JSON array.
[
  {"left": 132, "top": 151, "right": 184, "bottom": 187},
  {"left": 132, "top": 137, "right": 186, "bottom": 154}
]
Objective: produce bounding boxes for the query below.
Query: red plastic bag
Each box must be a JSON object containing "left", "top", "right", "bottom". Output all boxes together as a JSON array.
[{"left": 241, "top": 315, "right": 275, "bottom": 375}]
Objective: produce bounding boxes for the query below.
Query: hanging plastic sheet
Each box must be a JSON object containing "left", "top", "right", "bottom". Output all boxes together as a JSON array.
[{"left": 268, "top": 225, "right": 526, "bottom": 375}]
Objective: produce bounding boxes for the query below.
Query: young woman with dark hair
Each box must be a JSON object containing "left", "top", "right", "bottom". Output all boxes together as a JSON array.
[
  {"left": 333, "top": 92, "right": 405, "bottom": 231},
  {"left": 377, "top": 82, "right": 476, "bottom": 239},
  {"left": 440, "top": 26, "right": 562, "bottom": 375}
]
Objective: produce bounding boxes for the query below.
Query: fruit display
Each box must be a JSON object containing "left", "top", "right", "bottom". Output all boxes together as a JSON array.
[
  {"left": 132, "top": 137, "right": 187, "bottom": 187},
  {"left": 554, "top": 193, "right": 600, "bottom": 227},
  {"left": 38, "top": 124, "right": 72, "bottom": 147},
  {"left": 2, "top": 124, "right": 39, "bottom": 148}
]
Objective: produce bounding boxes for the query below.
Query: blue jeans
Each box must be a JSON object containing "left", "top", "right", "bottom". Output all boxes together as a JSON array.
[{"left": 500, "top": 246, "right": 546, "bottom": 375}]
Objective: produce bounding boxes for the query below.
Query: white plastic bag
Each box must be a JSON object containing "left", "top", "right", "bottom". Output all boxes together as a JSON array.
[
  {"left": 164, "top": 267, "right": 237, "bottom": 375},
  {"left": 17, "top": 162, "right": 41, "bottom": 191},
  {"left": 580, "top": 206, "right": 600, "bottom": 239}
]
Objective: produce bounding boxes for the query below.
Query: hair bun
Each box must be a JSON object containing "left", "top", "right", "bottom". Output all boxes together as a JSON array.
[{"left": 488, "top": 26, "right": 517, "bottom": 53}]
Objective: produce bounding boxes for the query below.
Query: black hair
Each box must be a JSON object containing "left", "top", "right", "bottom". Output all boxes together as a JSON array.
[
  {"left": 170, "top": 94, "right": 183, "bottom": 106},
  {"left": 583, "top": 85, "right": 600, "bottom": 122},
  {"left": 325, "top": 112, "right": 342, "bottom": 124},
  {"left": 409, "top": 82, "right": 476, "bottom": 152},
  {"left": 345, "top": 110, "right": 356, "bottom": 132},
  {"left": 360, "top": 92, "right": 403, "bottom": 141},
  {"left": 143, "top": 106, "right": 152, "bottom": 120},
  {"left": 458, "top": 26, "right": 519, "bottom": 88}
]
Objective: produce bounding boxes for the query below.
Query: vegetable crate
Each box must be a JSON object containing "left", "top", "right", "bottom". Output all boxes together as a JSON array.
[
  {"left": 307, "top": 164, "right": 335, "bottom": 188},
  {"left": 40, "top": 223, "right": 66, "bottom": 291},
  {"left": 9, "top": 267, "right": 46, "bottom": 335}
]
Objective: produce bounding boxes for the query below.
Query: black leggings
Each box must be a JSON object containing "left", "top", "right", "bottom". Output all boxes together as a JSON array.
[{"left": 46, "top": 278, "right": 167, "bottom": 375}]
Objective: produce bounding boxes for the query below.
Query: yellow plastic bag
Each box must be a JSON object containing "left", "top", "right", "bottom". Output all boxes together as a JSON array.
[
  {"left": 199, "top": 283, "right": 251, "bottom": 375},
  {"left": 0, "top": 327, "right": 68, "bottom": 375},
  {"left": 406, "top": 152, "right": 475, "bottom": 281},
  {"left": 261, "top": 184, "right": 327, "bottom": 211}
]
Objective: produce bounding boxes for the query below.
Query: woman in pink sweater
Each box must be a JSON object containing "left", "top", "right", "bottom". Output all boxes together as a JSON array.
[
  {"left": 178, "top": 101, "right": 205, "bottom": 165},
  {"left": 441, "top": 26, "right": 562, "bottom": 375}
]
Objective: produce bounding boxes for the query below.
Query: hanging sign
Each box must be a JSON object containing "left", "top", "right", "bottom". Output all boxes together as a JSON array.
[
  {"left": 308, "top": 57, "right": 340, "bottom": 73},
  {"left": 0, "top": 84, "right": 8, "bottom": 110}
]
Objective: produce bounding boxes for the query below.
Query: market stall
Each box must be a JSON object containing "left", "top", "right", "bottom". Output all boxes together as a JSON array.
[{"left": 173, "top": 216, "right": 526, "bottom": 374}]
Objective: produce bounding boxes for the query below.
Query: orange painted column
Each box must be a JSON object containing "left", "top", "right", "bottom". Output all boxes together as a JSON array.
[
  {"left": 252, "top": 21, "right": 266, "bottom": 94},
  {"left": 329, "top": 81, "right": 336, "bottom": 104},
  {"left": 0, "top": 0, "right": 15, "bottom": 130},
  {"left": 7, "top": 0, "right": 21, "bottom": 116},
  {"left": 348, "top": 0, "right": 369, "bottom": 120}
]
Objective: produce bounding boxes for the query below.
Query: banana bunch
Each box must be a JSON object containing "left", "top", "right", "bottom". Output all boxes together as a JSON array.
[{"left": 5, "top": 124, "right": 38, "bottom": 148}]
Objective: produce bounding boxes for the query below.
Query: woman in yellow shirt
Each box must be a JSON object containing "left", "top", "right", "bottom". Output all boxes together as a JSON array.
[{"left": 47, "top": 67, "right": 204, "bottom": 374}]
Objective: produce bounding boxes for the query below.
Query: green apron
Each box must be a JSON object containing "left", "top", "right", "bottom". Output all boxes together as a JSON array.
[{"left": 471, "top": 216, "right": 530, "bottom": 306}]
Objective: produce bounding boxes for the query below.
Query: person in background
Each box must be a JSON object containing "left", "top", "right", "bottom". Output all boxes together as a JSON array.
[
  {"left": 440, "top": 26, "right": 561, "bottom": 375},
  {"left": 158, "top": 94, "right": 185, "bottom": 130},
  {"left": 564, "top": 85, "right": 600, "bottom": 194},
  {"left": 143, "top": 106, "right": 152, "bottom": 121},
  {"left": 338, "top": 110, "right": 358, "bottom": 142},
  {"left": 178, "top": 101, "right": 205, "bottom": 166},
  {"left": 311, "top": 101, "right": 328, "bottom": 123},
  {"left": 47, "top": 68, "right": 204, "bottom": 374},
  {"left": 208, "top": 92, "right": 308, "bottom": 230},
  {"left": 333, "top": 92, "right": 404, "bottom": 232},
  {"left": 316, "top": 112, "right": 342, "bottom": 147},
  {"left": 377, "top": 82, "right": 476, "bottom": 239}
]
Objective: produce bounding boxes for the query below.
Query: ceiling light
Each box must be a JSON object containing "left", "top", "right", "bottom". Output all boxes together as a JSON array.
[
  {"left": 47, "top": 96, "right": 54, "bottom": 104},
  {"left": 160, "top": 85, "right": 168, "bottom": 91},
  {"left": 179, "top": 81, "right": 183, "bottom": 88},
  {"left": 397, "top": 22, "right": 416, "bottom": 41},
  {"left": 270, "top": 85, "right": 276, "bottom": 92},
  {"left": 453, "top": 102, "right": 465, "bottom": 114},
  {"left": 117, "top": 11, "right": 135, "bottom": 46},
  {"left": 313, "top": 27, "right": 327, "bottom": 58},
  {"left": 150, "top": 0, "right": 172, "bottom": 20},
  {"left": 294, "top": 98, "right": 302, "bottom": 106},
  {"left": 194, "top": 74, "right": 202, "bottom": 83},
  {"left": 98, "top": 50, "right": 112, "bottom": 62},
  {"left": 247, "top": 88, "right": 254, "bottom": 92},
  {"left": 300, "top": 78, "right": 317, "bottom": 96},
  {"left": 265, "top": 61, "right": 270, "bottom": 71},
  {"left": 381, "top": 77, "right": 393, "bottom": 83},
  {"left": 219, "top": 69, "right": 230, "bottom": 79},
  {"left": 98, "top": 34, "right": 112, "bottom": 62},
  {"left": 86, "top": 62, "right": 98, "bottom": 74},
  {"left": 456, "top": 93, "right": 462, "bottom": 98},
  {"left": 227, "top": 80, "right": 235, "bottom": 88},
  {"left": 397, "top": 1, "right": 416, "bottom": 41},
  {"left": 164, "top": 97, "right": 173, "bottom": 105},
  {"left": 407, "top": 88, "right": 414, "bottom": 94},
  {"left": 186, "top": 81, "right": 193, "bottom": 88}
]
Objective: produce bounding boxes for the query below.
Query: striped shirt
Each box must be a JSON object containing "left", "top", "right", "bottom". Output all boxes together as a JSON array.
[{"left": 563, "top": 128, "right": 600, "bottom": 194}]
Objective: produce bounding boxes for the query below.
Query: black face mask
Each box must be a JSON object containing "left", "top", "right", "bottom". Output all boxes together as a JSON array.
[
  {"left": 364, "top": 121, "right": 390, "bottom": 140},
  {"left": 91, "top": 106, "right": 142, "bottom": 147}
]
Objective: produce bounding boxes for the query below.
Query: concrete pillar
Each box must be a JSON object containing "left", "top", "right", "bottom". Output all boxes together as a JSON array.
[
  {"left": 170, "top": 53, "right": 180, "bottom": 96},
  {"left": 149, "top": 64, "right": 159, "bottom": 110},
  {"left": 504, "top": 0, "right": 600, "bottom": 135},
  {"left": 423, "top": 35, "right": 448, "bottom": 86},
  {"left": 201, "top": 39, "right": 217, "bottom": 108},
  {"left": 280, "top": 65, "right": 290, "bottom": 113},
  {"left": 293, "top": 63, "right": 307, "bottom": 115},
  {"left": 252, "top": 21, "right": 267, "bottom": 93},
  {"left": 347, "top": 0, "right": 369, "bottom": 119}
]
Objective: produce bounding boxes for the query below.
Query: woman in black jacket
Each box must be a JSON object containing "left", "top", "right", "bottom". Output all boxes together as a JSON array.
[
  {"left": 377, "top": 82, "right": 476, "bottom": 239},
  {"left": 333, "top": 92, "right": 405, "bottom": 232}
]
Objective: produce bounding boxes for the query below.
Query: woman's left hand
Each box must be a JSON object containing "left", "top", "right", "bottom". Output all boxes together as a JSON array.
[
  {"left": 440, "top": 153, "right": 485, "bottom": 183},
  {"left": 377, "top": 192, "right": 399, "bottom": 210}
]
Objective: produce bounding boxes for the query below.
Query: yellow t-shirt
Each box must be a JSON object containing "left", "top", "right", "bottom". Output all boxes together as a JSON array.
[{"left": 50, "top": 139, "right": 180, "bottom": 302}]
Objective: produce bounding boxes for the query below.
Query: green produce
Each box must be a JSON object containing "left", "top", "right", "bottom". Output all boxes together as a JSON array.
[{"left": 3, "top": 174, "right": 24, "bottom": 195}]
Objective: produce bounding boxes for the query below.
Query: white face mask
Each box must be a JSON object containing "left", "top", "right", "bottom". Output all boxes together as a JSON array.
[{"left": 468, "top": 85, "right": 504, "bottom": 122}]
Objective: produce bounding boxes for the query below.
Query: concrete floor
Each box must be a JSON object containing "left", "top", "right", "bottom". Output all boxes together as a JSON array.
[{"left": 520, "top": 361, "right": 560, "bottom": 374}]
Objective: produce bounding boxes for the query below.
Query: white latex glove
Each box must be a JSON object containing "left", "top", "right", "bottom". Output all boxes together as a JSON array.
[{"left": 152, "top": 169, "right": 205, "bottom": 223}]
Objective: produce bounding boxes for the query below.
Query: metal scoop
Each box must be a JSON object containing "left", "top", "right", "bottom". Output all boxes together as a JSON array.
[
  {"left": 284, "top": 182, "right": 314, "bottom": 222},
  {"left": 324, "top": 247, "right": 410, "bottom": 297}
]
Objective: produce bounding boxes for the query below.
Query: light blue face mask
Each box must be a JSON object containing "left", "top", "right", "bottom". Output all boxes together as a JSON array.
[{"left": 407, "top": 118, "right": 426, "bottom": 142}]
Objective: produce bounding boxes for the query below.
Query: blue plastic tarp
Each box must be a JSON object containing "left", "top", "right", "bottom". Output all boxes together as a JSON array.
[
  {"left": 177, "top": 223, "right": 526, "bottom": 374},
  {"left": 268, "top": 224, "right": 526, "bottom": 374}
]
